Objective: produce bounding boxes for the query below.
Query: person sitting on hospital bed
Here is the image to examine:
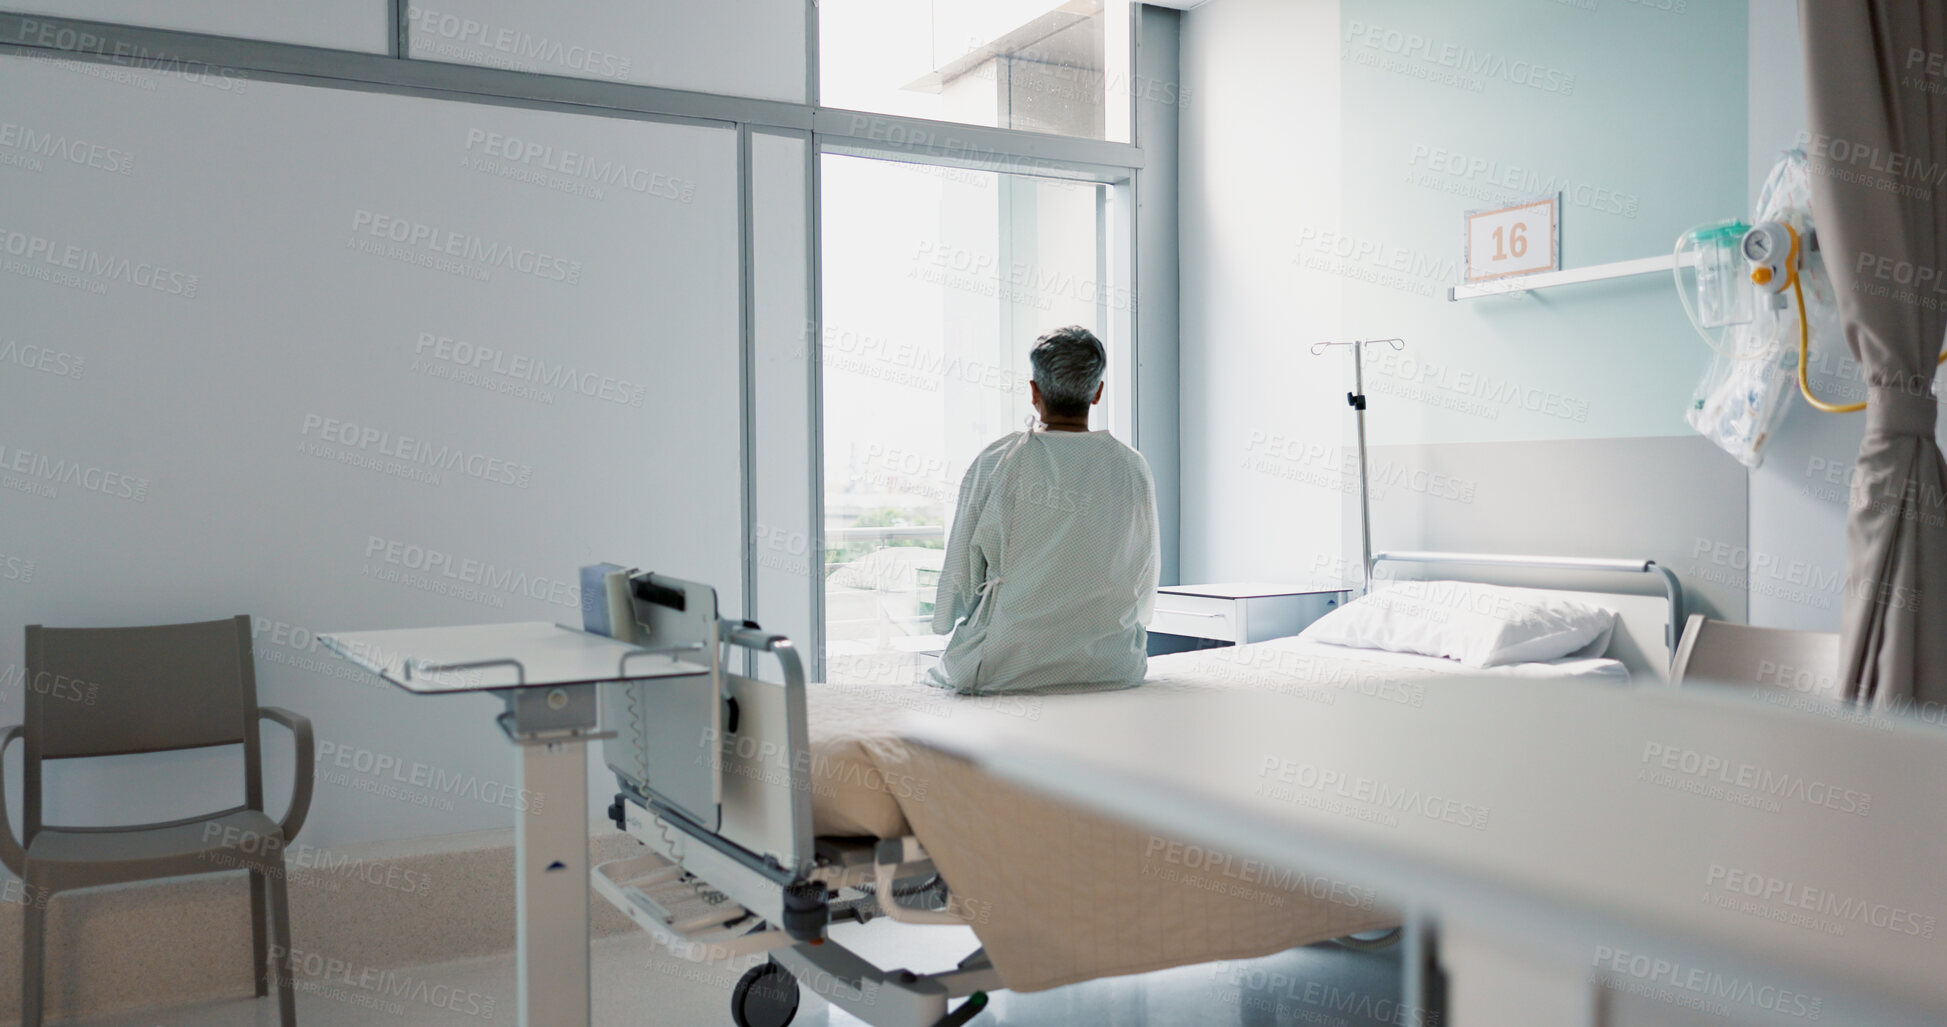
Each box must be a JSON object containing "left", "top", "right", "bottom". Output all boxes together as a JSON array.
[{"left": 927, "top": 326, "right": 1160, "bottom": 694}]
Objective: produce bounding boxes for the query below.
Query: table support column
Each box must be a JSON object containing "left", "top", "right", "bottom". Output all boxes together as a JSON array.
[
  {"left": 515, "top": 735, "right": 591, "bottom": 1027},
  {"left": 1400, "top": 909, "right": 1444, "bottom": 1023}
]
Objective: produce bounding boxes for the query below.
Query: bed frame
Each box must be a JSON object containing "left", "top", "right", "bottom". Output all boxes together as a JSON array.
[
  {"left": 1368, "top": 551, "right": 1684, "bottom": 683},
  {"left": 590, "top": 554, "right": 1687, "bottom": 1027},
  {"left": 585, "top": 566, "right": 997, "bottom": 1027}
]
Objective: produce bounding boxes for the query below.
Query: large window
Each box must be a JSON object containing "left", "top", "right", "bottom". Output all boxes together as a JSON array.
[
  {"left": 820, "top": 154, "right": 1116, "bottom": 684},
  {"left": 820, "top": 0, "right": 1134, "bottom": 142}
]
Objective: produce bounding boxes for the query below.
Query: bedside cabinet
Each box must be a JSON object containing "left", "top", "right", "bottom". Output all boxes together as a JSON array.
[{"left": 1148, "top": 584, "right": 1349, "bottom": 652}]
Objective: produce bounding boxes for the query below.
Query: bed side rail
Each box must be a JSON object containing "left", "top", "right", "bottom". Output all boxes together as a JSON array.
[{"left": 715, "top": 622, "right": 817, "bottom": 878}]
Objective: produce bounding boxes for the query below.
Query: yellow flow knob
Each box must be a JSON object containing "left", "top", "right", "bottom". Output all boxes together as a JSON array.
[{"left": 1751, "top": 266, "right": 1774, "bottom": 286}]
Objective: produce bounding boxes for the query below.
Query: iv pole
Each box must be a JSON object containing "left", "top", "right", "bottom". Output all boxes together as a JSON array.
[{"left": 1309, "top": 338, "right": 1405, "bottom": 595}]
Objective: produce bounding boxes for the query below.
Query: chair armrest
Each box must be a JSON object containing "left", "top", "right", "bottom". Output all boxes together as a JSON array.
[
  {"left": 0, "top": 725, "right": 23, "bottom": 876},
  {"left": 256, "top": 707, "right": 314, "bottom": 843}
]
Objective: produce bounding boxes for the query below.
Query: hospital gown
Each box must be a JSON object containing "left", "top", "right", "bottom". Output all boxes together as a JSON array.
[{"left": 927, "top": 429, "right": 1159, "bottom": 694}]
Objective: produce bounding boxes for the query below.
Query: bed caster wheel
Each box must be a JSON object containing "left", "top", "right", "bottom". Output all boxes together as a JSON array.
[
  {"left": 1333, "top": 927, "right": 1403, "bottom": 952},
  {"left": 731, "top": 959, "right": 800, "bottom": 1027}
]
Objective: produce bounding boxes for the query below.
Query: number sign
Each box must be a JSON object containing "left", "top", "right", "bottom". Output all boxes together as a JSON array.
[{"left": 1464, "top": 195, "right": 1560, "bottom": 283}]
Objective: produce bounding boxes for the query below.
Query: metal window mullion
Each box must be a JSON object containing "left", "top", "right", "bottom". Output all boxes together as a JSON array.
[
  {"left": 1127, "top": 174, "right": 1139, "bottom": 443},
  {"left": 998, "top": 175, "right": 1020, "bottom": 384},
  {"left": 738, "top": 123, "right": 757, "bottom": 676},
  {"left": 805, "top": 142, "right": 827, "bottom": 683},
  {"left": 1097, "top": 170, "right": 1137, "bottom": 448},
  {"left": 1096, "top": 179, "right": 1112, "bottom": 429},
  {"left": 813, "top": 108, "right": 1142, "bottom": 177}
]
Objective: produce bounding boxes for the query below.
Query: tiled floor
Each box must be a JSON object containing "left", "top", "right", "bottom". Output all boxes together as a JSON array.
[{"left": 62, "top": 921, "right": 1411, "bottom": 1027}]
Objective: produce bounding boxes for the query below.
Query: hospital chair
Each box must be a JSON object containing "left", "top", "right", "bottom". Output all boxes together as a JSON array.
[
  {"left": 1669, "top": 613, "right": 1843, "bottom": 698},
  {"left": 0, "top": 616, "right": 314, "bottom": 1027}
]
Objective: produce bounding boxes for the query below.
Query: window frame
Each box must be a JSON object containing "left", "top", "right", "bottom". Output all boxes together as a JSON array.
[{"left": 0, "top": 1, "right": 1151, "bottom": 679}]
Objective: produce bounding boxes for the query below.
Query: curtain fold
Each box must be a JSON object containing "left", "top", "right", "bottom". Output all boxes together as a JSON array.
[{"left": 1800, "top": 1, "right": 1947, "bottom": 707}]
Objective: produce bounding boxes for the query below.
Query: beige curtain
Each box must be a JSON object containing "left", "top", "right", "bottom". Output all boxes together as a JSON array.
[{"left": 1801, "top": 2, "right": 1947, "bottom": 707}]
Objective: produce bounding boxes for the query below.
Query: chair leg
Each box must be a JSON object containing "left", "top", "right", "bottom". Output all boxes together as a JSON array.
[
  {"left": 21, "top": 881, "right": 47, "bottom": 1027},
  {"left": 266, "top": 860, "right": 298, "bottom": 1027},
  {"left": 251, "top": 868, "right": 270, "bottom": 997}
]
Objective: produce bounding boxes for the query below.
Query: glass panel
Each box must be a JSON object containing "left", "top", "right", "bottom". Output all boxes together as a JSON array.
[
  {"left": 750, "top": 131, "right": 817, "bottom": 677},
  {"left": 407, "top": 0, "right": 807, "bottom": 102},
  {"left": 820, "top": 154, "right": 1113, "bottom": 684},
  {"left": 0, "top": 51, "right": 742, "bottom": 839},
  {"left": 8, "top": 0, "right": 390, "bottom": 53},
  {"left": 820, "top": 0, "right": 1133, "bottom": 142}
]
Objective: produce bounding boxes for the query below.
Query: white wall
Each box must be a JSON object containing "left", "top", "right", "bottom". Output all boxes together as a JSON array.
[
  {"left": 1745, "top": 0, "right": 1864, "bottom": 632},
  {"left": 1180, "top": 0, "right": 1751, "bottom": 599},
  {"left": 1178, "top": 0, "right": 1345, "bottom": 588},
  {"left": 1178, "top": 0, "right": 1864, "bottom": 630},
  {"left": 0, "top": 53, "right": 744, "bottom": 848}
]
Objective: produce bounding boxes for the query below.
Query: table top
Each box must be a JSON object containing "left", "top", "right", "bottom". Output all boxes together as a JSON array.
[
  {"left": 906, "top": 679, "right": 1947, "bottom": 1023},
  {"left": 1157, "top": 582, "right": 1349, "bottom": 599},
  {"left": 319, "top": 621, "right": 710, "bottom": 693}
]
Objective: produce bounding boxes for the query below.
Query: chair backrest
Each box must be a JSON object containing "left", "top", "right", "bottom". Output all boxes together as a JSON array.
[
  {"left": 1669, "top": 613, "right": 1844, "bottom": 698},
  {"left": 22, "top": 616, "right": 263, "bottom": 835}
]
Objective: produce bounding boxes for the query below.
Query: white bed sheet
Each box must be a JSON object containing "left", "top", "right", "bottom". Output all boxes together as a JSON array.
[
  {"left": 806, "top": 636, "right": 1629, "bottom": 840},
  {"left": 797, "top": 636, "right": 1633, "bottom": 992}
]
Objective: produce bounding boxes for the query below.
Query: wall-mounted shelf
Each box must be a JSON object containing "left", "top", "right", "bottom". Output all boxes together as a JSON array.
[{"left": 1449, "top": 253, "right": 1681, "bottom": 301}]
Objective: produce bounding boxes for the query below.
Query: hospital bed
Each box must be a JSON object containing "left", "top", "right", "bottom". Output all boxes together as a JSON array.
[{"left": 581, "top": 552, "right": 1684, "bottom": 1027}]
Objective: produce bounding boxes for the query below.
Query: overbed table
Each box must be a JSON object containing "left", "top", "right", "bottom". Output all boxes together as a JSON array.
[
  {"left": 321, "top": 621, "right": 709, "bottom": 1027},
  {"left": 907, "top": 678, "right": 1947, "bottom": 1026}
]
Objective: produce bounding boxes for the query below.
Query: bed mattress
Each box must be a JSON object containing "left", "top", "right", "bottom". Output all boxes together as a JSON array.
[
  {"left": 805, "top": 637, "right": 1628, "bottom": 840},
  {"left": 796, "top": 637, "right": 1625, "bottom": 992}
]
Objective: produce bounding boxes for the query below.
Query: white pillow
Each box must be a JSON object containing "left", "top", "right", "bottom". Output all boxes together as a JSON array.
[{"left": 1297, "top": 580, "right": 1618, "bottom": 667}]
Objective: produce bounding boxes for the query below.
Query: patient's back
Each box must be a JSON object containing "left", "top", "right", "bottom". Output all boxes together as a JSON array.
[{"left": 972, "top": 430, "right": 1158, "bottom": 691}]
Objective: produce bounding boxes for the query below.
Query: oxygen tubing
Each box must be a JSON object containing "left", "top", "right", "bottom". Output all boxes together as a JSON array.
[{"left": 1796, "top": 274, "right": 1947, "bottom": 414}]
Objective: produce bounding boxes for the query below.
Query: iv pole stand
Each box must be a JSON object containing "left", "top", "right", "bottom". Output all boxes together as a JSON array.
[{"left": 1310, "top": 338, "right": 1405, "bottom": 595}]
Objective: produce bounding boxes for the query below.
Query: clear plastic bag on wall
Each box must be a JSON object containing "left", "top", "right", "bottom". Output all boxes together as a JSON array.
[
  {"left": 1685, "top": 311, "right": 1799, "bottom": 469},
  {"left": 1684, "top": 150, "right": 1839, "bottom": 469}
]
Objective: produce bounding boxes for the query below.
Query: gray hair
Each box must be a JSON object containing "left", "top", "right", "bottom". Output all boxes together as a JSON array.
[{"left": 1029, "top": 326, "right": 1106, "bottom": 416}]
